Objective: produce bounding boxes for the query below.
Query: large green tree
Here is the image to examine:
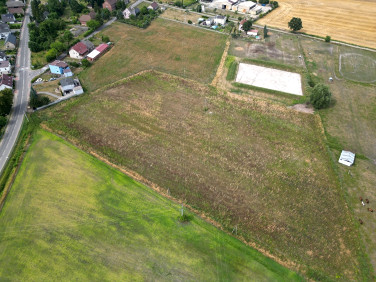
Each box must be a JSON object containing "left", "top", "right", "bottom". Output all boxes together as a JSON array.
[
  {"left": 0, "top": 89, "right": 14, "bottom": 116},
  {"left": 31, "top": 0, "right": 43, "bottom": 22},
  {"left": 288, "top": 17, "right": 302, "bottom": 31},
  {"left": 310, "top": 83, "right": 332, "bottom": 109},
  {"left": 242, "top": 20, "right": 253, "bottom": 33}
]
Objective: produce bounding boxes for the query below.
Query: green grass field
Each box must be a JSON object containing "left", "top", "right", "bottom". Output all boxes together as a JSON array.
[
  {"left": 79, "top": 18, "right": 227, "bottom": 92},
  {"left": 339, "top": 52, "right": 376, "bottom": 83},
  {"left": 39, "top": 71, "right": 363, "bottom": 280},
  {"left": 0, "top": 130, "right": 301, "bottom": 281}
]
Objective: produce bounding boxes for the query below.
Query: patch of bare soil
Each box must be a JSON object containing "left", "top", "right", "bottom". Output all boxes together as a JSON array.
[{"left": 289, "top": 103, "right": 314, "bottom": 114}]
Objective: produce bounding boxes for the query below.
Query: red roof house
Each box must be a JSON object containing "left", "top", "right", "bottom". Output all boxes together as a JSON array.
[
  {"left": 69, "top": 42, "right": 89, "bottom": 59},
  {"left": 102, "top": 0, "right": 118, "bottom": 12}
]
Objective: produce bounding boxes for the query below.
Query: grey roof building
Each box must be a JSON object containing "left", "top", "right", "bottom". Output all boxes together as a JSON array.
[
  {"left": 5, "top": 33, "right": 16, "bottom": 45},
  {"left": 0, "top": 23, "right": 10, "bottom": 34},
  {"left": 1, "top": 13, "right": 16, "bottom": 23},
  {"left": 6, "top": 1, "right": 25, "bottom": 8}
]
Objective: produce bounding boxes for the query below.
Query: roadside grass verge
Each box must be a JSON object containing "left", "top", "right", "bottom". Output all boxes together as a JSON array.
[
  {"left": 0, "top": 129, "right": 302, "bottom": 281},
  {"left": 39, "top": 71, "right": 362, "bottom": 280},
  {"left": 79, "top": 18, "right": 227, "bottom": 92}
]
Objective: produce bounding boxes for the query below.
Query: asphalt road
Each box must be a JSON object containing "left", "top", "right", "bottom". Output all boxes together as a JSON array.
[{"left": 0, "top": 6, "right": 31, "bottom": 174}]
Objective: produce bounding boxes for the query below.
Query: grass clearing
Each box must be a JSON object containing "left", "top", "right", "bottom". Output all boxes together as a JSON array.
[
  {"left": 161, "top": 8, "right": 202, "bottom": 24},
  {"left": 0, "top": 129, "right": 301, "bottom": 281},
  {"left": 298, "top": 36, "right": 375, "bottom": 279},
  {"left": 229, "top": 34, "right": 304, "bottom": 68},
  {"left": 40, "top": 71, "right": 363, "bottom": 279},
  {"left": 339, "top": 53, "right": 376, "bottom": 83},
  {"left": 33, "top": 81, "right": 62, "bottom": 96},
  {"left": 79, "top": 18, "right": 227, "bottom": 92}
]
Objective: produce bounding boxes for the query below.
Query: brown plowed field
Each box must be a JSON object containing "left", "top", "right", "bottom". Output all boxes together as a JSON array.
[{"left": 257, "top": 0, "right": 376, "bottom": 49}]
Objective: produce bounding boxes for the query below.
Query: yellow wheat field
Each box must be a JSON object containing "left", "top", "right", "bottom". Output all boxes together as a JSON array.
[{"left": 257, "top": 0, "right": 376, "bottom": 49}]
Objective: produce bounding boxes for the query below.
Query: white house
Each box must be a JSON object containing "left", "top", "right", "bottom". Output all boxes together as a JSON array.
[
  {"left": 339, "top": 150, "right": 355, "bottom": 166},
  {"left": 213, "top": 15, "right": 226, "bottom": 26},
  {"left": 123, "top": 7, "right": 140, "bottom": 19},
  {"left": 247, "top": 29, "right": 258, "bottom": 37},
  {"left": 0, "top": 60, "right": 11, "bottom": 74},
  {"left": 69, "top": 42, "right": 88, "bottom": 59}
]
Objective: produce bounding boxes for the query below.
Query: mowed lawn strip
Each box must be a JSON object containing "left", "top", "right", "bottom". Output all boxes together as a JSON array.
[
  {"left": 79, "top": 19, "right": 227, "bottom": 92},
  {"left": 41, "top": 71, "right": 361, "bottom": 279},
  {"left": 0, "top": 130, "right": 301, "bottom": 281}
]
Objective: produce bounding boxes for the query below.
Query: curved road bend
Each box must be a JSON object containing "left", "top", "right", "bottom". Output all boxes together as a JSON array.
[{"left": 0, "top": 6, "right": 31, "bottom": 174}]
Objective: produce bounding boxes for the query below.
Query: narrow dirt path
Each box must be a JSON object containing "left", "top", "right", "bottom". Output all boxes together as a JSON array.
[{"left": 211, "top": 39, "right": 230, "bottom": 87}]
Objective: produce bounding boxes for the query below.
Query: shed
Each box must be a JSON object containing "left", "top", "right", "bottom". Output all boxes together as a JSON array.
[{"left": 338, "top": 150, "right": 355, "bottom": 166}]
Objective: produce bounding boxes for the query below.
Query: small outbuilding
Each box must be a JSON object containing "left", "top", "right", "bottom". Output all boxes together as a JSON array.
[
  {"left": 87, "top": 43, "right": 109, "bottom": 61},
  {"left": 338, "top": 150, "right": 355, "bottom": 166}
]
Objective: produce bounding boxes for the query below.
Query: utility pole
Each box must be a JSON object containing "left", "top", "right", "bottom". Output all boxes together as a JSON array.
[{"left": 180, "top": 204, "right": 184, "bottom": 217}]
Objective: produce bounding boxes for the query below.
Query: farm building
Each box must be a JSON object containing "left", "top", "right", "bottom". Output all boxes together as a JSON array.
[
  {"left": 0, "top": 74, "right": 13, "bottom": 91},
  {"left": 49, "top": 60, "right": 70, "bottom": 75},
  {"left": 87, "top": 43, "right": 109, "bottom": 62},
  {"left": 237, "top": 1, "right": 256, "bottom": 13},
  {"left": 338, "top": 150, "right": 355, "bottom": 166},
  {"left": 250, "top": 6, "right": 262, "bottom": 15}
]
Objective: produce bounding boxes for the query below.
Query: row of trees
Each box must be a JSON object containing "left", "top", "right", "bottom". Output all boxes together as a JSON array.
[
  {"left": 28, "top": 19, "right": 67, "bottom": 52},
  {"left": 0, "top": 89, "right": 14, "bottom": 129}
]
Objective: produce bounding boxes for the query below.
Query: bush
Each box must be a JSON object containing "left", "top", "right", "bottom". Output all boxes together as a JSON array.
[
  {"left": 102, "top": 35, "right": 110, "bottom": 43},
  {"left": 325, "top": 35, "right": 331, "bottom": 42},
  {"left": 188, "top": 20, "right": 192, "bottom": 24},
  {"left": 29, "top": 87, "right": 50, "bottom": 108},
  {"left": 310, "top": 83, "right": 332, "bottom": 109},
  {"left": 0, "top": 116, "right": 7, "bottom": 129},
  {"left": 69, "top": 61, "right": 80, "bottom": 68},
  {"left": 45, "top": 48, "right": 58, "bottom": 62},
  {"left": 81, "top": 59, "right": 91, "bottom": 68},
  {"left": 177, "top": 213, "right": 193, "bottom": 223}
]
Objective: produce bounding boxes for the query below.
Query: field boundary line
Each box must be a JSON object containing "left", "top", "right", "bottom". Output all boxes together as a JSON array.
[{"left": 211, "top": 39, "right": 230, "bottom": 87}]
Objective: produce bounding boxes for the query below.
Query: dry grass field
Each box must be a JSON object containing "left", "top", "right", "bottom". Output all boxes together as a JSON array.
[
  {"left": 79, "top": 19, "right": 227, "bottom": 92},
  {"left": 297, "top": 37, "right": 376, "bottom": 277},
  {"left": 39, "top": 71, "right": 366, "bottom": 280},
  {"left": 257, "top": 0, "right": 376, "bottom": 49}
]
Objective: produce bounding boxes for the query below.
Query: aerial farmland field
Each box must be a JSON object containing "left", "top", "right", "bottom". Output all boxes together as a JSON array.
[
  {"left": 79, "top": 19, "right": 227, "bottom": 92},
  {"left": 257, "top": 0, "right": 376, "bottom": 49},
  {"left": 0, "top": 130, "right": 301, "bottom": 281},
  {"left": 39, "top": 71, "right": 366, "bottom": 280}
]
